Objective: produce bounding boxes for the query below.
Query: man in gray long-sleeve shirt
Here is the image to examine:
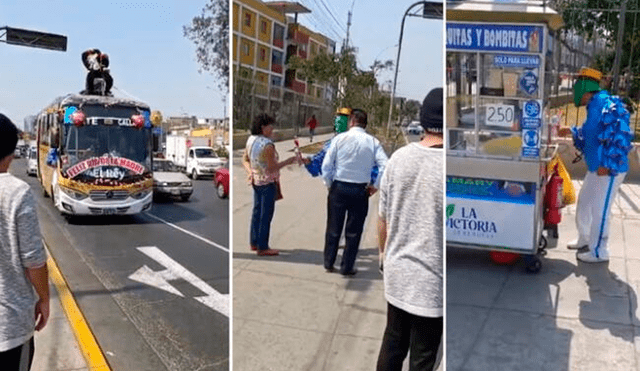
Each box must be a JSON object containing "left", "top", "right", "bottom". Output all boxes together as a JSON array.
[
  {"left": 376, "top": 88, "right": 443, "bottom": 371},
  {"left": 0, "top": 114, "right": 49, "bottom": 370}
]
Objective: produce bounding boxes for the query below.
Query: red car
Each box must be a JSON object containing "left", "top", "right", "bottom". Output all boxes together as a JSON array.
[{"left": 214, "top": 168, "right": 229, "bottom": 199}]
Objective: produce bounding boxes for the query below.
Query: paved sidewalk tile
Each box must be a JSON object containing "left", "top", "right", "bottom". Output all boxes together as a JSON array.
[
  {"left": 234, "top": 135, "right": 442, "bottom": 371},
  {"left": 447, "top": 178, "right": 640, "bottom": 371}
]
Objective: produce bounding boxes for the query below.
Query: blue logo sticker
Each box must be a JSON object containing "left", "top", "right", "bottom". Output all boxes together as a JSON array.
[
  {"left": 520, "top": 71, "right": 538, "bottom": 95},
  {"left": 523, "top": 129, "right": 539, "bottom": 147},
  {"left": 524, "top": 100, "right": 541, "bottom": 118}
]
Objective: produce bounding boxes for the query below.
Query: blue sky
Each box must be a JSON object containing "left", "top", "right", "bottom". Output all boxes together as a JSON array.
[
  {"left": 295, "top": 0, "right": 443, "bottom": 103},
  {"left": 0, "top": 0, "right": 225, "bottom": 130}
]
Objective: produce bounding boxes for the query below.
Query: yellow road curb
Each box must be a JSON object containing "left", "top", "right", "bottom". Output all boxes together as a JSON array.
[{"left": 45, "top": 242, "right": 111, "bottom": 371}]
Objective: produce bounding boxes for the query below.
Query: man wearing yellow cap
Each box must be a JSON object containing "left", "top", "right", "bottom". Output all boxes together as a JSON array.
[{"left": 568, "top": 67, "right": 633, "bottom": 263}]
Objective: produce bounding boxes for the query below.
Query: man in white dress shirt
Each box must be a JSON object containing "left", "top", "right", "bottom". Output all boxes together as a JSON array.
[{"left": 321, "top": 109, "right": 388, "bottom": 276}]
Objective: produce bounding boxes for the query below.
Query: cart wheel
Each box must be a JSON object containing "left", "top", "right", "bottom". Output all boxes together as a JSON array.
[
  {"left": 538, "top": 236, "right": 548, "bottom": 256},
  {"left": 524, "top": 256, "right": 542, "bottom": 273}
]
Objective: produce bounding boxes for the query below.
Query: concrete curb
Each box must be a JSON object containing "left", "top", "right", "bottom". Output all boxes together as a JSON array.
[{"left": 44, "top": 240, "right": 111, "bottom": 371}]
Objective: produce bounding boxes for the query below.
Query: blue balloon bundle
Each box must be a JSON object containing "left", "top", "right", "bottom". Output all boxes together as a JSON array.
[
  {"left": 46, "top": 148, "right": 58, "bottom": 167},
  {"left": 304, "top": 140, "right": 331, "bottom": 177},
  {"left": 303, "top": 138, "right": 380, "bottom": 184},
  {"left": 597, "top": 95, "right": 633, "bottom": 175}
]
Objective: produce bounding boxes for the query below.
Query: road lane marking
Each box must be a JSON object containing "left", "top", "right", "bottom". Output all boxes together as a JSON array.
[
  {"left": 129, "top": 246, "right": 229, "bottom": 317},
  {"left": 144, "top": 212, "right": 229, "bottom": 253},
  {"left": 45, "top": 241, "right": 111, "bottom": 371}
]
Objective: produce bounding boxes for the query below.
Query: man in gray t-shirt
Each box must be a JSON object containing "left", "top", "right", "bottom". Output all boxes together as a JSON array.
[
  {"left": 0, "top": 114, "right": 49, "bottom": 370},
  {"left": 376, "top": 89, "right": 443, "bottom": 371}
]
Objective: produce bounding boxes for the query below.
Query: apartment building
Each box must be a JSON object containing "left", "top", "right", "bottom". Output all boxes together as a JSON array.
[{"left": 232, "top": 0, "right": 336, "bottom": 124}]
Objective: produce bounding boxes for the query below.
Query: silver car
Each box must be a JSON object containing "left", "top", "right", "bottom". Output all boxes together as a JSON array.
[
  {"left": 152, "top": 158, "right": 193, "bottom": 201},
  {"left": 26, "top": 147, "right": 37, "bottom": 176}
]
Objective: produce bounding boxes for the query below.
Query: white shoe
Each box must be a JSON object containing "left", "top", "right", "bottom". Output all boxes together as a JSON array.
[
  {"left": 577, "top": 251, "right": 609, "bottom": 263},
  {"left": 567, "top": 239, "right": 588, "bottom": 250}
]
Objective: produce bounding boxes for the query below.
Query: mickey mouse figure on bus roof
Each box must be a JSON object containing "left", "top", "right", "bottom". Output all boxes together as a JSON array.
[{"left": 81, "top": 48, "right": 113, "bottom": 96}]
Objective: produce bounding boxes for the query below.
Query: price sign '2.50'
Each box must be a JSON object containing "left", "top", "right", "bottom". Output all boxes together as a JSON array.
[{"left": 485, "top": 104, "right": 515, "bottom": 128}]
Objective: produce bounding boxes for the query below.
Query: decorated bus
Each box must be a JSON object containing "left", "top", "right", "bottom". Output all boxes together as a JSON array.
[{"left": 36, "top": 94, "right": 159, "bottom": 216}]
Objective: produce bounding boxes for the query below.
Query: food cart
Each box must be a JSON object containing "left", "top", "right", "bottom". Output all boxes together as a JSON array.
[{"left": 445, "top": 1, "right": 564, "bottom": 272}]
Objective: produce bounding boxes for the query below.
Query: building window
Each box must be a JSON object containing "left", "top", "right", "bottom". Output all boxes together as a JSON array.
[
  {"left": 261, "top": 20, "right": 268, "bottom": 34},
  {"left": 260, "top": 48, "right": 266, "bottom": 62},
  {"left": 271, "top": 76, "right": 282, "bottom": 87},
  {"left": 272, "top": 50, "right": 283, "bottom": 65},
  {"left": 273, "top": 24, "right": 284, "bottom": 42},
  {"left": 242, "top": 42, "right": 250, "bottom": 56},
  {"left": 244, "top": 13, "right": 251, "bottom": 27}
]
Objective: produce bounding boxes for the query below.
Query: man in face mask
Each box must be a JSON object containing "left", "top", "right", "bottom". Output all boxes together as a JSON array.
[{"left": 568, "top": 67, "right": 633, "bottom": 263}]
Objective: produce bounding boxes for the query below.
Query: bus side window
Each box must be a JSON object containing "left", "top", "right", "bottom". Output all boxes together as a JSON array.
[
  {"left": 41, "top": 115, "right": 50, "bottom": 146},
  {"left": 49, "top": 114, "right": 60, "bottom": 147}
]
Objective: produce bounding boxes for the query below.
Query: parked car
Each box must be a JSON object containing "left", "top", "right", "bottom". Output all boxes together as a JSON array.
[
  {"left": 152, "top": 158, "right": 193, "bottom": 201},
  {"left": 214, "top": 168, "right": 229, "bottom": 199},
  {"left": 26, "top": 146, "right": 37, "bottom": 176},
  {"left": 13, "top": 148, "right": 21, "bottom": 158},
  {"left": 406, "top": 121, "right": 425, "bottom": 135}
]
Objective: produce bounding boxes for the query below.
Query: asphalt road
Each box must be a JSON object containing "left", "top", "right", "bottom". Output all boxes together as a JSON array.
[
  {"left": 9, "top": 158, "right": 229, "bottom": 371},
  {"left": 404, "top": 128, "right": 423, "bottom": 143}
]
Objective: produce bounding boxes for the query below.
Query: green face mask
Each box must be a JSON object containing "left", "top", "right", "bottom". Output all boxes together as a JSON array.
[
  {"left": 573, "top": 79, "right": 601, "bottom": 106},
  {"left": 334, "top": 115, "right": 349, "bottom": 133}
]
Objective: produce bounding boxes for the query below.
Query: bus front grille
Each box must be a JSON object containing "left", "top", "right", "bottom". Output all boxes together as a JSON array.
[{"left": 89, "top": 190, "right": 130, "bottom": 201}]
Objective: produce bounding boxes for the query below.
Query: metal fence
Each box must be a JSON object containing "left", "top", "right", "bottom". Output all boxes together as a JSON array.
[
  {"left": 547, "top": 2, "right": 640, "bottom": 138},
  {"left": 233, "top": 74, "right": 334, "bottom": 134}
]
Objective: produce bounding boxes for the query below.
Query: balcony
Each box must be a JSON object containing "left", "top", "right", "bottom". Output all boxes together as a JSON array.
[
  {"left": 271, "top": 64, "right": 283, "bottom": 74},
  {"left": 273, "top": 38, "right": 284, "bottom": 49},
  {"left": 286, "top": 80, "right": 306, "bottom": 94},
  {"left": 287, "top": 24, "right": 309, "bottom": 45}
]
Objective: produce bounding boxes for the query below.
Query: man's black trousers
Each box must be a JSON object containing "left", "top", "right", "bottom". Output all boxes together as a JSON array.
[
  {"left": 377, "top": 303, "right": 443, "bottom": 371},
  {"left": 324, "top": 180, "right": 368, "bottom": 274}
]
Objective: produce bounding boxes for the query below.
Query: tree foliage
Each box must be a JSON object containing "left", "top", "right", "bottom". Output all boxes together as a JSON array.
[
  {"left": 287, "top": 47, "right": 395, "bottom": 127},
  {"left": 183, "top": 0, "right": 229, "bottom": 91},
  {"left": 551, "top": 0, "right": 640, "bottom": 97}
]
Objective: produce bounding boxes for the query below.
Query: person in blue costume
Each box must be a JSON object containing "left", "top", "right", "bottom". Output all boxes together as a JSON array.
[
  {"left": 568, "top": 67, "right": 633, "bottom": 263},
  {"left": 302, "top": 107, "right": 379, "bottom": 184}
]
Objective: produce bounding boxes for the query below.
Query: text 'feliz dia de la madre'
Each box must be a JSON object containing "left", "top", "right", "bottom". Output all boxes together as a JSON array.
[{"left": 447, "top": 26, "right": 539, "bottom": 50}]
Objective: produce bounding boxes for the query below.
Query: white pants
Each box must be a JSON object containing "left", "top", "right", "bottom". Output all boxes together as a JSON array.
[{"left": 574, "top": 171, "right": 626, "bottom": 258}]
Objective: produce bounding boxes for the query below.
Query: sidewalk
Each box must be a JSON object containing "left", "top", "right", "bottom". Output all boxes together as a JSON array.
[
  {"left": 447, "top": 178, "right": 640, "bottom": 371},
  {"left": 232, "top": 134, "right": 442, "bottom": 370},
  {"left": 32, "top": 277, "right": 88, "bottom": 371}
]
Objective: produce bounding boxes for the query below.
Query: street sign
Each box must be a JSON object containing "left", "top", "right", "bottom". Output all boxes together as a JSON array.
[{"left": 1, "top": 27, "right": 67, "bottom": 51}]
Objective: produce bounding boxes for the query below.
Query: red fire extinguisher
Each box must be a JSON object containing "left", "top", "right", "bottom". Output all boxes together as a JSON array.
[{"left": 544, "top": 163, "right": 564, "bottom": 225}]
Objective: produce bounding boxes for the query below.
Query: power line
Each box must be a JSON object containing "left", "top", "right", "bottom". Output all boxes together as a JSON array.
[{"left": 317, "top": 0, "right": 347, "bottom": 34}]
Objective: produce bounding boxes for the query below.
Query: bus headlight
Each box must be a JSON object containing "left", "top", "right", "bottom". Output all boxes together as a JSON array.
[
  {"left": 130, "top": 190, "right": 151, "bottom": 200},
  {"left": 60, "top": 186, "right": 88, "bottom": 200}
]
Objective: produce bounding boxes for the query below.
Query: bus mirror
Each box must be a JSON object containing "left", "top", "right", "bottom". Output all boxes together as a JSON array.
[{"left": 153, "top": 135, "right": 160, "bottom": 153}]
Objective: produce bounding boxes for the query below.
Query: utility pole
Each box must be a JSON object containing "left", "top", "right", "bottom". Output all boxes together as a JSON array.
[
  {"left": 344, "top": 11, "right": 352, "bottom": 51},
  {"left": 612, "top": 0, "right": 627, "bottom": 94}
]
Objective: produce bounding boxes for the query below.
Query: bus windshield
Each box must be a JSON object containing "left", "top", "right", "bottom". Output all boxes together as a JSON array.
[{"left": 62, "top": 105, "right": 152, "bottom": 179}]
